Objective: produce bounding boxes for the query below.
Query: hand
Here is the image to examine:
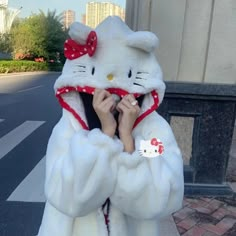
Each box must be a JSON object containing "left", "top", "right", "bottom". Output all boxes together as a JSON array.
[
  {"left": 116, "top": 95, "right": 140, "bottom": 152},
  {"left": 92, "top": 88, "right": 117, "bottom": 137}
]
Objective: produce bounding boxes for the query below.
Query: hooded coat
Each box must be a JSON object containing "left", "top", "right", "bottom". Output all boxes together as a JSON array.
[{"left": 37, "top": 16, "right": 184, "bottom": 236}]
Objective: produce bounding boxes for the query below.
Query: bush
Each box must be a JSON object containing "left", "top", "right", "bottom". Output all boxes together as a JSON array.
[{"left": 0, "top": 60, "right": 63, "bottom": 73}]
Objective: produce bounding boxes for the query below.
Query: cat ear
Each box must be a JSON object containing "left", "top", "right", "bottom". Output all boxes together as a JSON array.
[
  {"left": 125, "top": 31, "right": 159, "bottom": 53},
  {"left": 69, "top": 22, "right": 93, "bottom": 45}
]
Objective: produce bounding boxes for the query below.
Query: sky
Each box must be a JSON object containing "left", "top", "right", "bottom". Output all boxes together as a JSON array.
[{"left": 8, "top": 0, "right": 126, "bottom": 21}]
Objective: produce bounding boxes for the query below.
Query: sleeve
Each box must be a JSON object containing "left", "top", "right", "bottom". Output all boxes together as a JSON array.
[
  {"left": 44, "top": 110, "right": 123, "bottom": 217},
  {"left": 110, "top": 112, "right": 184, "bottom": 219}
]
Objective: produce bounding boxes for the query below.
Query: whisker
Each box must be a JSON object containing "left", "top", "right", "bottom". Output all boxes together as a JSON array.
[
  {"left": 73, "top": 71, "right": 86, "bottom": 73},
  {"left": 135, "top": 77, "right": 147, "bottom": 80},
  {"left": 133, "top": 82, "right": 145, "bottom": 88},
  {"left": 137, "top": 72, "right": 149, "bottom": 74},
  {"left": 76, "top": 65, "right": 86, "bottom": 68}
]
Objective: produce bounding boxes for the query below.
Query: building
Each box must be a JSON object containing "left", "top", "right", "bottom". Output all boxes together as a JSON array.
[
  {"left": 0, "top": 0, "right": 8, "bottom": 8},
  {"left": 85, "top": 1, "right": 125, "bottom": 28},
  {"left": 81, "top": 14, "right": 86, "bottom": 25},
  {"left": 0, "top": 0, "right": 21, "bottom": 34},
  {"left": 63, "top": 10, "right": 76, "bottom": 29},
  {"left": 125, "top": 0, "right": 236, "bottom": 196}
]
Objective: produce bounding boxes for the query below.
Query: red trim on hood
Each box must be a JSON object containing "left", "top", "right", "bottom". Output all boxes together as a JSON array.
[
  {"left": 56, "top": 86, "right": 159, "bottom": 130},
  {"left": 57, "top": 95, "right": 89, "bottom": 130},
  {"left": 56, "top": 86, "right": 142, "bottom": 98},
  {"left": 133, "top": 90, "right": 159, "bottom": 129}
]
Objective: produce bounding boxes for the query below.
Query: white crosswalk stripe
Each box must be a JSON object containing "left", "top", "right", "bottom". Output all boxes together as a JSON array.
[
  {"left": 8, "top": 157, "right": 46, "bottom": 202},
  {"left": 0, "top": 120, "right": 45, "bottom": 160}
]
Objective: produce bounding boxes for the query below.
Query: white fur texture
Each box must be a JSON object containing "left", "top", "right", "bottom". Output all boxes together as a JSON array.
[
  {"left": 126, "top": 31, "right": 159, "bottom": 52},
  {"left": 38, "top": 16, "right": 184, "bottom": 236}
]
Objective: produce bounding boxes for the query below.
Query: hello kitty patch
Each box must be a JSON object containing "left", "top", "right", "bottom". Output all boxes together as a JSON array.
[{"left": 139, "top": 138, "right": 164, "bottom": 158}]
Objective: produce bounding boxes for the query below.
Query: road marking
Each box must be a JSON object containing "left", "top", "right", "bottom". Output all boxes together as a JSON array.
[
  {"left": 16, "top": 85, "right": 44, "bottom": 93},
  {"left": 0, "top": 119, "right": 4, "bottom": 123},
  {"left": 8, "top": 157, "right": 46, "bottom": 202},
  {"left": 0, "top": 121, "right": 45, "bottom": 160}
]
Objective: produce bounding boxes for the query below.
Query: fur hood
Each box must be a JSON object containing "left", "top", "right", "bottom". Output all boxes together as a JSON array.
[{"left": 54, "top": 16, "right": 165, "bottom": 130}]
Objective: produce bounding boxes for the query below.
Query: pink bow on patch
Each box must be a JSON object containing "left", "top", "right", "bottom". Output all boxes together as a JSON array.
[
  {"left": 64, "top": 31, "right": 97, "bottom": 60},
  {"left": 151, "top": 138, "right": 161, "bottom": 146},
  {"left": 151, "top": 138, "right": 164, "bottom": 155}
]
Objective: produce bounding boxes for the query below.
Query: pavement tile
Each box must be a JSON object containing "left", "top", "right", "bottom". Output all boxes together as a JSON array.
[
  {"left": 207, "top": 199, "right": 224, "bottom": 211},
  {"left": 175, "top": 197, "right": 236, "bottom": 236},
  {"left": 187, "top": 198, "right": 209, "bottom": 207},
  {"left": 182, "top": 226, "right": 206, "bottom": 236},
  {"left": 177, "top": 217, "right": 197, "bottom": 230},
  {"left": 201, "top": 198, "right": 214, "bottom": 203},
  {"left": 211, "top": 207, "right": 230, "bottom": 220},
  {"left": 216, "top": 217, "right": 236, "bottom": 231},
  {"left": 177, "top": 226, "right": 187, "bottom": 235},
  {"left": 224, "top": 205, "right": 236, "bottom": 216},
  {"left": 173, "top": 215, "right": 182, "bottom": 224},
  {"left": 194, "top": 206, "right": 214, "bottom": 214},
  {"left": 200, "top": 224, "right": 226, "bottom": 235},
  {"left": 173, "top": 207, "right": 195, "bottom": 220},
  {"left": 183, "top": 199, "right": 190, "bottom": 207},
  {"left": 202, "top": 231, "right": 218, "bottom": 236}
]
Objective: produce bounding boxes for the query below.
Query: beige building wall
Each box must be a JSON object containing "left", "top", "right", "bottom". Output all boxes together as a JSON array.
[
  {"left": 126, "top": 0, "right": 236, "bottom": 84},
  {"left": 63, "top": 10, "right": 76, "bottom": 29},
  {"left": 86, "top": 2, "right": 125, "bottom": 28}
]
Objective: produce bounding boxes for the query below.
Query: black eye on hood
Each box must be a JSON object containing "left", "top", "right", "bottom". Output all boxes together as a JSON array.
[
  {"left": 128, "top": 69, "right": 132, "bottom": 78},
  {"left": 91, "top": 67, "right": 95, "bottom": 75}
]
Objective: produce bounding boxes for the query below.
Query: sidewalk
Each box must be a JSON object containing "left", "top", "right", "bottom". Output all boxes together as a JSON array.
[
  {"left": 173, "top": 196, "right": 236, "bottom": 236},
  {"left": 171, "top": 124, "right": 236, "bottom": 236}
]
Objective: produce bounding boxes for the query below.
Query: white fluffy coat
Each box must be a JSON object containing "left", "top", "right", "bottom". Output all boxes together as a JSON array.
[{"left": 38, "top": 16, "right": 184, "bottom": 236}]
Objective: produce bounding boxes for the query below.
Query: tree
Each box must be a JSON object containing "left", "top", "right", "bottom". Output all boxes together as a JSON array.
[
  {"left": 0, "top": 33, "right": 12, "bottom": 54},
  {"left": 10, "top": 10, "right": 68, "bottom": 60}
]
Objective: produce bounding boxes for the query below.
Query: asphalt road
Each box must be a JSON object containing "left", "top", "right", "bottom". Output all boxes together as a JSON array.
[{"left": 0, "top": 72, "right": 62, "bottom": 236}]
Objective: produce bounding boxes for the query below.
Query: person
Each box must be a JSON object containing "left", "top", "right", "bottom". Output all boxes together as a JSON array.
[{"left": 37, "top": 16, "right": 184, "bottom": 236}]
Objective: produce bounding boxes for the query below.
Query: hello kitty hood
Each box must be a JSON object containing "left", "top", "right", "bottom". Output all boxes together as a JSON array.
[{"left": 54, "top": 16, "right": 166, "bottom": 130}]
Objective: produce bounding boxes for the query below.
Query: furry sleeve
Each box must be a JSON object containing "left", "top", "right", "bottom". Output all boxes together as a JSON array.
[
  {"left": 110, "top": 112, "right": 184, "bottom": 219},
  {"left": 44, "top": 110, "right": 123, "bottom": 217}
]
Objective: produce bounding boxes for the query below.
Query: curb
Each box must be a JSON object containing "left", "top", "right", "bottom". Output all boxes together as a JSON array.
[{"left": 0, "top": 71, "right": 61, "bottom": 78}]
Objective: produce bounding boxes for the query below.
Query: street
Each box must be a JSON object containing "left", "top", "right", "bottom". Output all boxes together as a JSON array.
[{"left": 0, "top": 72, "right": 61, "bottom": 235}]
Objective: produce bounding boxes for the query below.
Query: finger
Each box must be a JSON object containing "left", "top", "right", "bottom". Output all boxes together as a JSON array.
[
  {"left": 100, "top": 96, "right": 115, "bottom": 112},
  {"left": 124, "top": 94, "right": 135, "bottom": 103},
  {"left": 93, "top": 88, "right": 102, "bottom": 106},
  {"left": 116, "top": 102, "right": 128, "bottom": 113},
  {"left": 121, "top": 99, "right": 135, "bottom": 110},
  {"left": 124, "top": 95, "right": 139, "bottom": 106},
  {"left": 93, "top": 89, "right": 111, "bottom": 106}
]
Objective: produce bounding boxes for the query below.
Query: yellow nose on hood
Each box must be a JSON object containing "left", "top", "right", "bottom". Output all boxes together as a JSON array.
[{"left": 107, "top": 74, "right": 114, "bottom": 81}]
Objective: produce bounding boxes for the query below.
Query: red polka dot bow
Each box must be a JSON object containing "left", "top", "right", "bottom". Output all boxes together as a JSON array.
[{"left": 64, "top": 31, "right": 97, "bottom": 60}]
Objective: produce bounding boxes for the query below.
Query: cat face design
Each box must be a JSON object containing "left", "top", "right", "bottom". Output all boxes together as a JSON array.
[
  {"left": 139, "top": 138, "right": 164, "bottom": 158},
  {"left": 54, "top": 16, "right": 166, "bottom": 130}
]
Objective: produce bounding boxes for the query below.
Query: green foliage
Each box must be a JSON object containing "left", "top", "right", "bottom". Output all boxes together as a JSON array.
[
  {"left": 10, "top": 10, "right": 68, "bottom": 60},
  {"left": 0, "top": 33, "right": 12, "bottom": 54},
  {"left": 0, "top": 60, "right": 63, "bottom": 73}
]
